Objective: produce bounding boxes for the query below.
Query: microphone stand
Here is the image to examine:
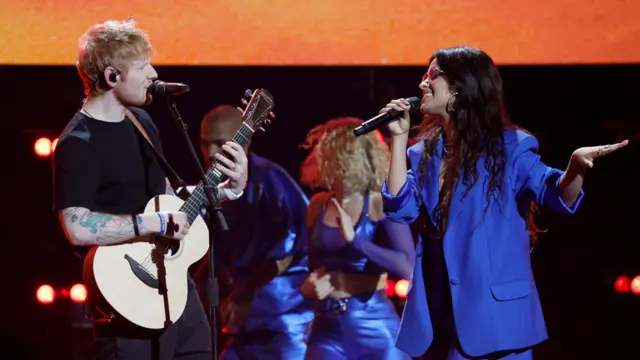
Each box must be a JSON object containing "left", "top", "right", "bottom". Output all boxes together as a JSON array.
[{"left": 165, "top": 95, "right": 227, "bottom": 360}]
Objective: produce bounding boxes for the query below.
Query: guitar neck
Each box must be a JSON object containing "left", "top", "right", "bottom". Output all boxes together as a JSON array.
[{"left": 180, "top": 122, "right": 255, "bottom": 224}]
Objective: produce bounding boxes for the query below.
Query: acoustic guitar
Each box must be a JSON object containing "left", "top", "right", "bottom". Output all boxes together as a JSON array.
[{"left": 82, "top": 89, "right": 275, "bottom": 329}]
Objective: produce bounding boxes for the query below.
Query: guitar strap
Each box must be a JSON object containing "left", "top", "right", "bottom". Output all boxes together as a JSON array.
[{"left": 125, "top": 108, "right": 188, "bottom": 196}]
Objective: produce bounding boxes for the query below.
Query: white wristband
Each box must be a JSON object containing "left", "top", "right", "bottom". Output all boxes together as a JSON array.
[{"left": 220, "top": 188, "right": 243, "bottom": 201}]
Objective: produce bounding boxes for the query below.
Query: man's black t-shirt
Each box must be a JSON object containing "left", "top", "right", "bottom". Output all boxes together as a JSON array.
[{"left": 53, "top": 107, "right": 166, "bottom": 215}]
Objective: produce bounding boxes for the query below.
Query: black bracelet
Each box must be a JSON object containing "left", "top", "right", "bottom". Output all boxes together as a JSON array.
[{"left": 132, "top": 214, "right": 140, "bottom": 236}]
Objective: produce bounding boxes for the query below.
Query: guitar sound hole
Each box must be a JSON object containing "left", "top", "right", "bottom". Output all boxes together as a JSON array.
[
  {"left": 163, "top": 239, "right": 180, "bottom": 257},
  {"left": 151, "top": 237, "right": 181, "bottom": 263}
]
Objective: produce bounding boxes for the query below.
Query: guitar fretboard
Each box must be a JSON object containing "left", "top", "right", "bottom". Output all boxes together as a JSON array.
[{"left": 180, "top": 122, "right": 255, "bottom": 224}]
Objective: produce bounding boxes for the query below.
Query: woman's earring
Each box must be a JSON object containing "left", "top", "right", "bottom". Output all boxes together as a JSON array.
[{"left": 446, "top": 92, "right": 459, "bottom": 113}]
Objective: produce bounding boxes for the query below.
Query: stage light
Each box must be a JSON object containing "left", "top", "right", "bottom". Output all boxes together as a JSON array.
[
  {"left": 51, "top": 137, "right": 59, "bottom": 151},
  {"left": 395, "top": 279, "right": 409, "bottom": 299},
  {"left": 630, "top": 276, "right": 640, "bottom": 295},
  {"left": 614, "top": 275, "right": 630, "bottom": 293},
  {"left": 69, "top": 283, "right": 87, "bottom": 304},
  {"left": 34, "top": 137, "right": 52, "bottom": 157},
  {"left": 385, "top": 279, "right": 396, "bottom": 297},
  {"left": 36, "top": 284, "right": 55, "bottom": 304}
]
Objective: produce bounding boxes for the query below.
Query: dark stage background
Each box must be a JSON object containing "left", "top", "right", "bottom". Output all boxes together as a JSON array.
[{"left": 1, "top": 64, "right": 639, "bottom": 359}]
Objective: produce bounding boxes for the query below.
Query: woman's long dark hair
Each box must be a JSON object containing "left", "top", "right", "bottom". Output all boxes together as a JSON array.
[{"left": 417, "top": 47, "right": 541, "bottom": 246}]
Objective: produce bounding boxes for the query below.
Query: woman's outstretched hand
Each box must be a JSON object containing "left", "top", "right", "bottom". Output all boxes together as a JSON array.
[{"left": 571, "top": 140, "right": 629, "bottom": 168}]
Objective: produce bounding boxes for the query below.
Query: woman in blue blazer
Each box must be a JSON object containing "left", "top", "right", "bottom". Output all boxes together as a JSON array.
[{"left": 379, "top": 46, "right": 628, "bottom": 359}]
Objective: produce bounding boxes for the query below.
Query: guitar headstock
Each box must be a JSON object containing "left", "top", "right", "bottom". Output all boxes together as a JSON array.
[{"left": 238, "top": 89, "right": 275, "bottom": 133}]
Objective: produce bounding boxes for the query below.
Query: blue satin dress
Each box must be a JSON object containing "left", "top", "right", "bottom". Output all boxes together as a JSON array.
[
  {"left": 193, "top": 153, "right": 315, "bottom": 360},
  {"left": 304, "top": 191, "right": 416, "bottom": 360}
]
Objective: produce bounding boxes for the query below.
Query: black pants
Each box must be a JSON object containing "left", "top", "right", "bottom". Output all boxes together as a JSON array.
[{"left": 92, "top": 278, "right": 211, "bottom": 360}]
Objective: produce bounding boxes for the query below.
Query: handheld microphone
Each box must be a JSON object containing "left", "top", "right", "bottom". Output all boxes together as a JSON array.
[
  {"left": 151, "top": 80, "right": 190, "bottom": 96},
  {"left": 353, "top": 97, "right": 420, "bottom": 136}
]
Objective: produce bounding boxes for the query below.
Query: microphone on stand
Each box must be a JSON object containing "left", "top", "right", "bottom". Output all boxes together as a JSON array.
[
  {"left": 353, "top": 97, "right": 421, "bottom": 136},
  {"left": 151, "top": 80, "right": 190, "bottom": 96}
]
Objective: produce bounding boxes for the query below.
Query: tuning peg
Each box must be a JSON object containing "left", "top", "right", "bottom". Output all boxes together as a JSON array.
[
  {"left": 268, "top": 112, "right": 276, "bottom": 119},
  {"left": 240, "top": 98, "right": 248, "bottom": 106},
  {"left": 244, "top": 89, "right": 253, "bottom": 98}
]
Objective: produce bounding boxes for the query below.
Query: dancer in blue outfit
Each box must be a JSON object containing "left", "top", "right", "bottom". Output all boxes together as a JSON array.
[
  {"left": 379, "top": 46, "right": 629, "bottom": 359},
  {"left": 193, "top": 105, "right": 315, "bottom": 360},
  {"left": 299, "top": 117, "right": 415, "bottom": 360}
]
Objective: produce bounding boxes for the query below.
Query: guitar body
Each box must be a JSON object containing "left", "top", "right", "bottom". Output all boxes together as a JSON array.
[{"left": 83, "top": 195, "right": 209, "bottom": 329}]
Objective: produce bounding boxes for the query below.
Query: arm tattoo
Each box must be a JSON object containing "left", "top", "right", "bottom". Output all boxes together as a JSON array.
[
  {"left": 95, "top": 218, "right": 147, "bottom": 245},
  {"left": 61, "top": 207, "right": 147, "bottom": 246},
  {"left": 79, "top": 212, "right": 116, "bottom": 234},
  {"left": 61, "top": 208, "right": 81, "bottom": 224}
]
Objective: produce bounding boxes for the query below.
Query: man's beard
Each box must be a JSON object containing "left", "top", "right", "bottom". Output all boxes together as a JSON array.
[{"left": 118, "top": 91, "right": 152, "bottom": 107}]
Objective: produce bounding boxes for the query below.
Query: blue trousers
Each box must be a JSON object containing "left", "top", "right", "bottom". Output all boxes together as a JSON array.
[
  {"left": 304, "top": 290, "right": 410, "bottom": 360},
  {"left": 420, "top": 310, "right": 532, "bottom": 360},
  {"left": 220, "top": 325, "right": 308, "bottom": 360}
]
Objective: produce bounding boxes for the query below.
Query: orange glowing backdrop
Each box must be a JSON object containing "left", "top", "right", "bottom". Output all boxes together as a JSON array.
[{"left": 1, "top": 0, "right": 639, "bottom": 65}]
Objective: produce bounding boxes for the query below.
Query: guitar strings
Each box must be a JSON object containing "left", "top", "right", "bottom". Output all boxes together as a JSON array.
[{"left": 137, "top": 123, "right": 256, "bottom": 272}]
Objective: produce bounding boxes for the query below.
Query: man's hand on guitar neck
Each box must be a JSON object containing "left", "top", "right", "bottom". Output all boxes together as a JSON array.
[
  {"left": 215, "top": 141, "right": 248, "bottom": 195},
  {"left": 167, "top": 143, "right": 249, "bottom": 202},
  {"left": 58, "top": 207, "right": 190, "bottom": 246}
]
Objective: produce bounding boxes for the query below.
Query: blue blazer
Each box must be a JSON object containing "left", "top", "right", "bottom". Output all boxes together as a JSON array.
[{"left": 381, "top": 130, "right": 584, "bottom": 358}]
